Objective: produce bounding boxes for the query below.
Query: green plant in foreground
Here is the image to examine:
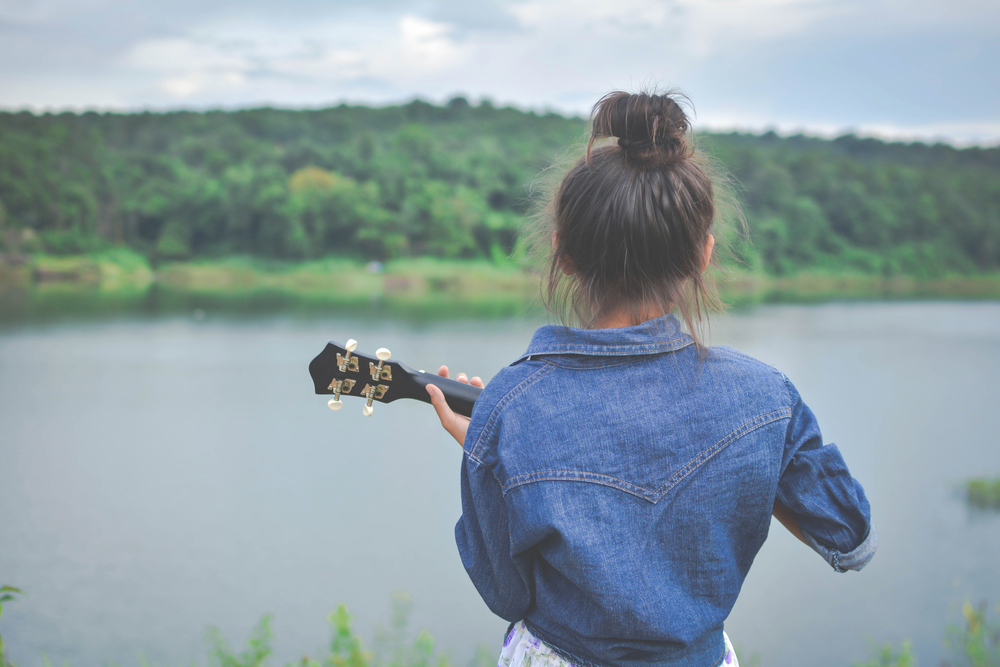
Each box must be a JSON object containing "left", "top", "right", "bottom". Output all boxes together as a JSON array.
[
  {"left": 853, "top": 640, "right": 915, "bottom": 667},
  {"left": 0, "top": 585, "right": 25, "bottom": 667},
  {"left": 965, "top": 476, "right": 1000, "bottom": 511},
  {"left": 205, "top": 614, "right": 274, "bottom": 667},
  {"left": 943, "top": 601, "right": 1000, "bottom": 667},
  {"left": 371, "top": 593, "right": 450, "bottom": 667},
  {"left": 207, "top": 593, "right": 457, "bottom": 667}
]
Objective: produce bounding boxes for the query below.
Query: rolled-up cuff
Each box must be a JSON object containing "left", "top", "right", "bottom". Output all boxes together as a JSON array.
[{"left": 801, "top": 525, "right": 878, "bottom": 573}]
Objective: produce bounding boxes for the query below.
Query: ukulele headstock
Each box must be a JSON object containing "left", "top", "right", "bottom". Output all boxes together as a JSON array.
[
  {"left": 309, "top": 338, "right": 411, "bottom": 416},
  {"left": 310, "top": 337, "right": 482, "bottom": 418}
]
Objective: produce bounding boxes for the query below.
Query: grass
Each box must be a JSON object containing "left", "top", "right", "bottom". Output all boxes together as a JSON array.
[
  {"left": 2, "top": 252, "right": 1000, "bottom": 323},
  {"left": 717, "top": 268, "right": 1000, "bottom": 304}
]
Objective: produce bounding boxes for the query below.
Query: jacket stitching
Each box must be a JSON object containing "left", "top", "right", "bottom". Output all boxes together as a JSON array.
[
  {"left": 534, "top": 338, "right": 684, "bottom": 349},
  {"left": 469, "top": 362, "right": 557, "bottom": 463},
  {"left": 541, "top": 357, "right": 658, "bottom": 371},
  {"left": 655, "top": 409, "right": 791, "bottom": 497},
  {"left": 716, "top": 346, "right": 783, "bottom": 374},
  {"left": 501, "top": 409, "right": 792, "bottom": 502},
  {"left": 503, "top": 470, "right": 654, "bottom": 500},
  {"left": 520, "top": 337, "right": 694, "bottom": 358}
]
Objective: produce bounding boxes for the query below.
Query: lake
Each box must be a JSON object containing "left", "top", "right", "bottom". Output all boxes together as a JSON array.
[{"left": 1, "top": 302, "right": 999, "bottom": 666}]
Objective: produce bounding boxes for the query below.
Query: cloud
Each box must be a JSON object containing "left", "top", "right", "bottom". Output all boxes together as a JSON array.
[
  {"left": 268, "top": 14, "right": 466, "bottom": 81},
  {"left": 1, "top": 0, "right": 997, "bottom": 143},
  {"left": 508, "top": 0, "right": 675, "bottom": 30},
  {"left": 427, "top": 0, "right": 522, "bottom": 33},
  {"left": 0, "top": 0, "right": 116, "bottom": 24},
  {"left": 121, "top": 12, "right": 465, "bottom": 99},
  {"left": 125, "top": 38, "right": 251, "bottom": 97}
]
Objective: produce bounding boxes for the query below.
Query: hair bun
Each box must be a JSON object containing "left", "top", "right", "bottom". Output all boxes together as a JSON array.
[{"left": 589, "top": 91, "right": 692, "bottom": 163}]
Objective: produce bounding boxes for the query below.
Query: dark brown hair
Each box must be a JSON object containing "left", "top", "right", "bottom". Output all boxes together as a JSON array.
[{"left": 536, "top": 90, "right": 734, "bottom": 346}]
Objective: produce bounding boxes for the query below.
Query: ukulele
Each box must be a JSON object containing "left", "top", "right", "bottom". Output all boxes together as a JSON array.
[{"left": 309, "top": 339, "right": 483, "bottom": 418}]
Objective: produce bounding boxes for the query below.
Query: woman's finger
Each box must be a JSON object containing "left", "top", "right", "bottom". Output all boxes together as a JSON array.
[
  {"left": 426, "top": 383, "right": 452, "bottom": 425},
  {"left": 437, "top": 366, "right": 483, "bottom": 389},
  {"left": 426, "top": 383, "right": 466, "bottom": 445}
]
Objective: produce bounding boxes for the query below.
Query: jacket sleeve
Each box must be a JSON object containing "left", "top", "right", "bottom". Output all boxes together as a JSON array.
[
  {"left": 776, "top": 377, "right": 878, "bottom": 572},
  {"left": 454, "top": 412, "right": 533, "bottom": 620}
]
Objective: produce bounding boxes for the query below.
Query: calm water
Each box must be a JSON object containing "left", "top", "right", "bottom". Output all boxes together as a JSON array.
[{"left": 1, "top": 303, "right": 999, "bottom": 666}]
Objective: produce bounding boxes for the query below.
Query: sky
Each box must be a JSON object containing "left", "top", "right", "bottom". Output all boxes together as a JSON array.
[{"left": 1, "top": 0, "right": 999, "bottom": 145}]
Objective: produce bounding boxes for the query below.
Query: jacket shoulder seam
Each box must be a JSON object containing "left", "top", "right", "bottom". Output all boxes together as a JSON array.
[
  {"left": 712, "top": 346, "right": 784, "bottom": 375},
  {"left": 468, "top": 361, "right": 557, "bottom": 462}
]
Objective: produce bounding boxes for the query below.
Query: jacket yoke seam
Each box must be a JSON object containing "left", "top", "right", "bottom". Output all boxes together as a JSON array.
[
  {"left": 502, "top": 469, "right": 655, "bottom": 500},
  {"left": 654, "top": 408, "right": 792, "bottom": 498},
  {"left": 468, "top": 362, "right": 557, "bottom": 464},
  {"left": 499, "top": 409, "right": 792, "bottom": 502}
]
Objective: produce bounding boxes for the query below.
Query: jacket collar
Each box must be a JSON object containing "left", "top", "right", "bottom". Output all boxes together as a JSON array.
[{"left": 517, "top": 314, "right": 695, "bottom": 361}]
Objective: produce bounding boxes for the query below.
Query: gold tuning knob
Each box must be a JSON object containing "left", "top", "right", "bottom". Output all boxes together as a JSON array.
[{"left": 338, "top": 339, "right": 359, "bottom": 373}]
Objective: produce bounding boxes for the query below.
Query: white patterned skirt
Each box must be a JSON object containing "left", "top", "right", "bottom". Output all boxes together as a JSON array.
[{"left": 497, "top": 621, "right": 739, "bottom": 667}]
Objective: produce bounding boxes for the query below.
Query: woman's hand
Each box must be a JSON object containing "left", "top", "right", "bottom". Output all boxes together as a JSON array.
[{"left": 426, "top": 365, "right": 484, "bottom": 446}]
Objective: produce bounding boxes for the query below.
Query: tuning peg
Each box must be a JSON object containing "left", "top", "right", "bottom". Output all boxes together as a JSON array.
[
  {"left": 370, "top": 347, "right": 392, "bottom": 381},
  {"left": 338, "top": 339, "right": 360, "bottom": 373},
  {"left": 328, "top": 397, "right": 344, "bottom": 411},
  {"left": 361, "top": 381, "right": 380, "bottom": 416}
]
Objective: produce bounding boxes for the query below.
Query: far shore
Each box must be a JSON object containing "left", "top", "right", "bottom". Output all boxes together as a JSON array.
[{"left": 2, "top": 251, "right": 1000, "bottom": 322}]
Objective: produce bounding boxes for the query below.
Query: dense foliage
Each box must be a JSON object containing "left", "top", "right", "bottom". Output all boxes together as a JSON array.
[
  {"left": 1, "top": 99, "right": 998, "bottom": 277},
  {"left": 707, "top": 132, "right": 1000, "bottom": 277}
]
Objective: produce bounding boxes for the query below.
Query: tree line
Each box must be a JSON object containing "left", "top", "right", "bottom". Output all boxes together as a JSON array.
[{"left": 0, "top": 98, "right": 998, "bottom": 278}]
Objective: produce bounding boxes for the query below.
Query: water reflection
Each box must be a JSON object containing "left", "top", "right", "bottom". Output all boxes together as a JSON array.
[{"left": 0, "top": 284, "right": 543, "bottom": 328}]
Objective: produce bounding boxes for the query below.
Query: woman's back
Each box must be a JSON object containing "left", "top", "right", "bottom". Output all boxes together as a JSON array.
[
  {"left": 456, "top": 315, "right": 874, "bottom": 667},
  {"left": 426, "top": 89, "right": 877, "bottom": 667}
]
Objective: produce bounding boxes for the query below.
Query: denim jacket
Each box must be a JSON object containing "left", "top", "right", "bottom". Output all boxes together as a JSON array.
[{"left": 455, "top": 315, "right": 876, "bottom": 667}]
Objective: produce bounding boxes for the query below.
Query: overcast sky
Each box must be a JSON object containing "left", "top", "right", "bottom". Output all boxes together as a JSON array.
[{"left": 1, "top": 0, "right": 998, "bottom": 144}]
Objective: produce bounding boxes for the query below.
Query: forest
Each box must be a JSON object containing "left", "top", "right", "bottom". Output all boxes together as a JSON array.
[{"left": 1, "top": 97, "right": 999, "bottom": 280}]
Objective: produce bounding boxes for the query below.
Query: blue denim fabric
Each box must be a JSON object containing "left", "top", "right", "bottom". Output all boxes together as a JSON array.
[{"left": 455, "top": 315, "right": 876, "bottom": 667}]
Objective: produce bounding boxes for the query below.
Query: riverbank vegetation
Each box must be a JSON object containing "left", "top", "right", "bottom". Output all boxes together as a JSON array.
[
  {"left": 4, "top": 250, "right": 999, "bottom": 325},
  {"left": 1, "top": 100, "right": 999, "bottom": 313},
  {"left": 966, "top": 476, "right": 1000, "bottom": 511}
]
